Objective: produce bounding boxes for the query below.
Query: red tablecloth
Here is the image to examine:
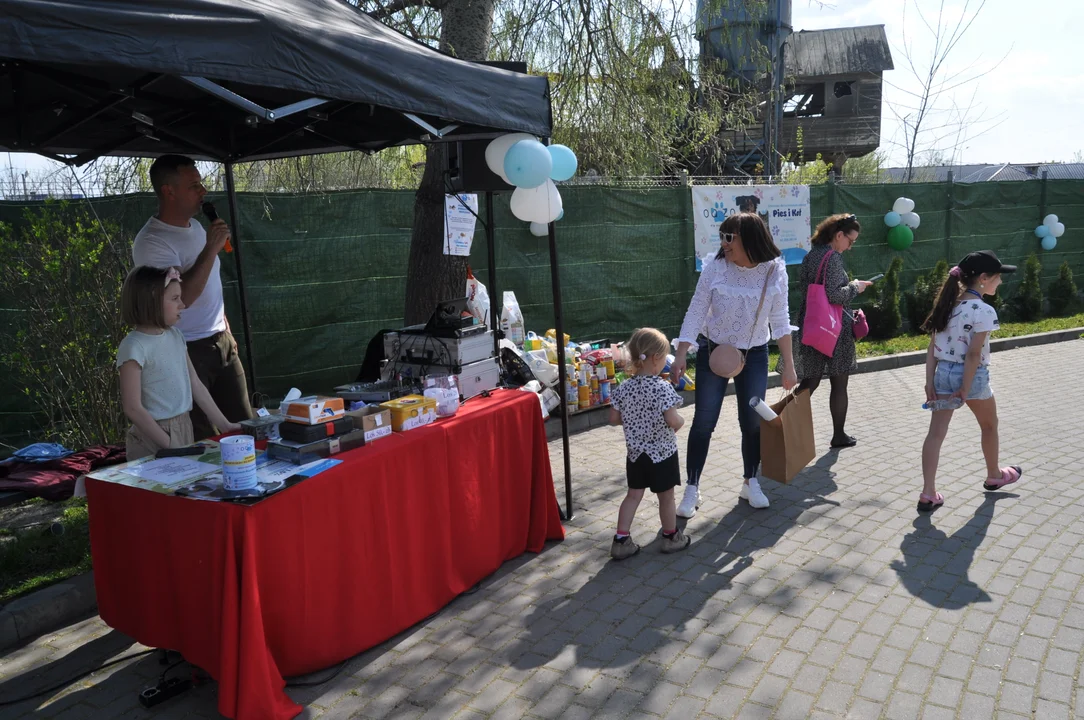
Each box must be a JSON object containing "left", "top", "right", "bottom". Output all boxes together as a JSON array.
[{"left": 86, "top": 390, "right": 564, "bottom": 720}]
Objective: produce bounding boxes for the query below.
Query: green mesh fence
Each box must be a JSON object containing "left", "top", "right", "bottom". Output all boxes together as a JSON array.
[{"left": 1, "top": 180, "right": 1082, "bottom": 447}]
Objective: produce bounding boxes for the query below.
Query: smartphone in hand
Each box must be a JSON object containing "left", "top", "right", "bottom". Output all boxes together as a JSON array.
[{"left": 865, "top": 273, "right": 885, "bottom": 282}]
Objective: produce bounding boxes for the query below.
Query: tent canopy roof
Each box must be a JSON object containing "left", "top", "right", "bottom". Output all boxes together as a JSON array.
[{"left": 0, "top": 0, "right": 552, "bottom": 163}]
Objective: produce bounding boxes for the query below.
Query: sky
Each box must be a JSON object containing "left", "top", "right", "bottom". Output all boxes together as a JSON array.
[
  {"left": 5, "top": 0, "right": 1082, "bottom": 180},
  {"left": 791, "top": 0, "right": 1084, "bottom": 166}
]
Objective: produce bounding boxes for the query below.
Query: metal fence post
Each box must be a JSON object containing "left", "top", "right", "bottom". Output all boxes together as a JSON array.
[{"left": 944, "top": 170, "right": 954, "bottom": 259}]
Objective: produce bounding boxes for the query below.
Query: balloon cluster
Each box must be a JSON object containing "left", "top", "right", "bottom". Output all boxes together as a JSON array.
[
  {"left": 884, "top": 197, "right": 920, "bottom": 251},
  {"left": 1035, "top": 213, "right": 1066, "bottom": 251},
  {"left": 485, "top": 134, "right": 578, "bottom": 232}
]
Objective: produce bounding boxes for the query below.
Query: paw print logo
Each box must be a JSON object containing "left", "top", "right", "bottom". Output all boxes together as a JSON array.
[
  {"left": 711, "top": 202, "right": 729, "bottom": 221},
  {"left": 753, "top": 188, "right": 764, "bottom": 200},
  {"left": 772, "top": 224, "right": 782, "bottom": 237},
  {"left": 778, "top": 186, "right": 788, "bottom": 199},
  {"left": 790, "top": 186, "right": 801, "bottom": 198}
]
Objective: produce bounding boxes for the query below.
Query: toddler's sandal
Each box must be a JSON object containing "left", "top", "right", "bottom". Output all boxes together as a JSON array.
[
  {"left": 917, "top": 492, "right": 944, "bottom": 512},
  {"left": 984, "top": 465, "right": 1022, "bottom": 491}
]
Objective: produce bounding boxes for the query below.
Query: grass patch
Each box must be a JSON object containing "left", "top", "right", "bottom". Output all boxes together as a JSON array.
[
  {"left": 685, "top": 314, "right": 1084, "bottom": 379},
  {"left": 0, "top": 499, "right": 91, "bottom": 604}
]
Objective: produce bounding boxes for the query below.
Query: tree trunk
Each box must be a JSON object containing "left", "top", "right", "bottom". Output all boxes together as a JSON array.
[{"left": 403, "top": 0, "right": 496, "bottom": 325}]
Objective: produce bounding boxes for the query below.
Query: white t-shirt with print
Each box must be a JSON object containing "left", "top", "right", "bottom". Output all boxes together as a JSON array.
[
  {"left": 132, "top": 216, "right": 227, "bottom": 342},
  {"left": 116, "top": 327, "right": 193, "bottom": 420},
  {"left": 609, "top": 374, "right": 684, "bottom": 463},
  {"left": 933, "top": 295, "right": 999, "bottom": 366}
]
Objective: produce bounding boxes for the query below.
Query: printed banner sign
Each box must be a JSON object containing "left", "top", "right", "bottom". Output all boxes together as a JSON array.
[
  {"left": 690, "top": 185, "right": 811, "bottom": 271},
  {"left": 443, "top": 193, "right": 478, "bottom": 256}
]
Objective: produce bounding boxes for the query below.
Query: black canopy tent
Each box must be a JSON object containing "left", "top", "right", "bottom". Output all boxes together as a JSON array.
[{"left": 0, "top": 0, "right": 575, "bottom": 518}]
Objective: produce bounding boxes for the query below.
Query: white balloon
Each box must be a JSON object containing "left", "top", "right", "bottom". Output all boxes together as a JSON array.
[
  {"left": 529, "top": 222, "right": 549, "bottom": 237},
  {"left": 485, "top": 133, "right": 535, "bottom": 183},
  {"left": 892, "top": 197, "right": 915, "bottom": 214},
  {"left": 901, "top": 212, "right": 921, "bottom": 229},
  {"left": 1043, "top": 213, "right": 1059, "bottom": 228},
  {"left": 510, "top": 180, "right": 563, "bottom": 224},
  {"left": 1053, "top": 221, "right": 1066, "bottom": 238}
]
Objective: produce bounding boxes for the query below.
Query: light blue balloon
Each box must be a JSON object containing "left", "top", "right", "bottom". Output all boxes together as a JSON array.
[
  {"left": 884, "top": 211, "right": 901, "bottom": 228},
  {"left": 503, "top": 140, "right": 552, "bottom": 189},
  {"left": 1035, "top": 224, "right": 1050, "bottom": 238},
  {"left": 1041, "top": 235, "right": 1057, "bottom": 251},
  {"left": 548, "top": 144, "right": 578, "bottom": 181}
]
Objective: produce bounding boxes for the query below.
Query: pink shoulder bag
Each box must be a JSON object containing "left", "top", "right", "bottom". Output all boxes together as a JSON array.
[{"left": 801, "top": 250, "right": 844, "bottom": 357}]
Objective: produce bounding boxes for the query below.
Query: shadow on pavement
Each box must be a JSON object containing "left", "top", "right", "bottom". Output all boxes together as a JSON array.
[
  {"left": 890, "top": 492, "right": 1018, "bottom": 609},
  {"left": 504, "top": 453, "right": 849, "bottom": 673}
]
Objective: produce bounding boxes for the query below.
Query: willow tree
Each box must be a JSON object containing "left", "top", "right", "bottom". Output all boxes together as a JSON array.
[{"left": 353, "top": 0, "right": 768, "bottom": 323}]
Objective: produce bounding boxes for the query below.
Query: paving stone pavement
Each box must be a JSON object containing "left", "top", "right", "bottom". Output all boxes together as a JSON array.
[{"left": 2, "top": 340, "right": 1083, "bottom": 720}]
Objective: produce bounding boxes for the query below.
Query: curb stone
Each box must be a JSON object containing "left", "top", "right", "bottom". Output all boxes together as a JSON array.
[
  {"left": 545, "top": 327, "right": 1082, "bottom": 441},
  {"left": 0, "top": 572, "right": 96, "bottom": 652}
]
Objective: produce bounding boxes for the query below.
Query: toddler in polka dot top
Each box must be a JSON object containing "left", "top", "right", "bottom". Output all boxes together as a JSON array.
[{"left": 607, "top": 328, "right": 692, "bottom": 560}]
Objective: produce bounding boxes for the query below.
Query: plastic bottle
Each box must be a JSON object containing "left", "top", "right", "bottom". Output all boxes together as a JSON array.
[
  {"left": 922, "top": 397, "right": 964, "bottom": 411},
  {"left": 500, "top": 291, "right": 526, "bottom": 348}
]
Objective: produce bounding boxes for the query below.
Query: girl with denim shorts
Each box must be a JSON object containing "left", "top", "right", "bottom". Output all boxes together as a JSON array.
[{"left": 917, "top": 250, "right": 1023, "bottom": 512}]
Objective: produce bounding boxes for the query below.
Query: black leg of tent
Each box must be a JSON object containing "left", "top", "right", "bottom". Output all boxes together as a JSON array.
[
  {"left": 546, "top": 222, "right": 573, "bottom": 521},
  {"left": 224, "top": 162, "right": 257, "bottom": 393},
  {"left": 485, "top": 191, "right": 499, "bottom": 358}
]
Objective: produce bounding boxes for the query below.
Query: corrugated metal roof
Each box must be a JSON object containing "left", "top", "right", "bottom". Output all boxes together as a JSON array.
[
  {"left": 880, "top": 163, "right": 1084, "bottom": 182},
  {"left": 1040, "top": 163, "right": 1084, "bottom": 180},
  {"left": 785, "top": 25, "right": 894, "bottom": 77}
]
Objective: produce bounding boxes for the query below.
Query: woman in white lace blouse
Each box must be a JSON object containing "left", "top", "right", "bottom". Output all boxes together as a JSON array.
[{"left": 669, "top": 213, "right": 798, "bottom": 515}]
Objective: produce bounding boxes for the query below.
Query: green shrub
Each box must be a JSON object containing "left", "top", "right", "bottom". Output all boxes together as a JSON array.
[
  {"left": 905, "top": 260, "right": 949, "bottom": 331},
  {"left": 867, "top": 257, "right": 904, "bottom": 339},
  {"left": 1010, "top": 254, "right": 1043, "bottom": 322},
  {"left": 0, "top": 203, "right": 130, "bottom": 449},
  {"left": 1047, "top": 261, "right": 1078, "bottom": 317}
]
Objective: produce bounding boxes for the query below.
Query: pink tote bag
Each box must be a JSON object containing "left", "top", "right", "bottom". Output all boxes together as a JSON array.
[{"left": 801, "top": 250, "right": 844, "bottom": 356}]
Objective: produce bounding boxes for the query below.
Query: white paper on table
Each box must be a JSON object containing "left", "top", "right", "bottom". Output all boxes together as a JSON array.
[
  {"left": 255, "top": 455, "right": 337, "bottom": 482},
  {"left": 125, "top": 458, "right": 221, "bottom": 486}
]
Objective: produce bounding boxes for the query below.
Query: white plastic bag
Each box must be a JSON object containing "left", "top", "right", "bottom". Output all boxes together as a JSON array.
[
  {"left": 466, "top": 267, "right": 491, "bottom": 328},
  {"left": 500, "top": 291, "right": 526, "bottom": 347},
  {"left": 525, "top": 349, "right": 559, "bottom": 387}
]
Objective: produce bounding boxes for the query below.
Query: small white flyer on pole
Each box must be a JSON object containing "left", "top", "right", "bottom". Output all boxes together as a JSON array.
[{"left": 443, "top": 193, "right": 478, "bottom": 256}]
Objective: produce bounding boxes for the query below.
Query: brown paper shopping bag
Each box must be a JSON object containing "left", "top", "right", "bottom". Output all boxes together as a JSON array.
[{"left": 759, "top": 389, "right": 815, "bottom": 484}]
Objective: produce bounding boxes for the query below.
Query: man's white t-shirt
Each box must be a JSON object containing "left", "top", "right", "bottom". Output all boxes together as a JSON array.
[
  {"left": 933, "top": 295, "right": 999, "bottom": 367},
  {"left": 132, "top": 217, "right": 226, "bottom": 342}
]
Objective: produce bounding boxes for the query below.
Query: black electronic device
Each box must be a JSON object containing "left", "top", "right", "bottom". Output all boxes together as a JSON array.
[
  {"left": 155, "top": 446, "right": 207, "bottom": 459},
  {"left": 201, "top": 201, "right": 218, "bottom": 222},
  {"left": 139, "top": 676, "right": 192, "bottom": 708},
  {"left": 443, "top": 140, "right": 515, "bottom": 193},
  {"left": 400, "top": 297, "right": 477, "bottom": 338},
  {"left": 866, "top": 273, "right": 884, "bottom": 282}
]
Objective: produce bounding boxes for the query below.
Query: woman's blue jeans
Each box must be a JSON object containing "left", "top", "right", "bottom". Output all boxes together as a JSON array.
[{"left": 686, "top": 337, "right": 769, "bottom": 484}]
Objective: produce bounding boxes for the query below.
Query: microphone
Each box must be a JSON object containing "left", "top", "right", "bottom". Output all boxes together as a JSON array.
[{"left": 201, "top": 201, "right": 233, "bottom": 253}]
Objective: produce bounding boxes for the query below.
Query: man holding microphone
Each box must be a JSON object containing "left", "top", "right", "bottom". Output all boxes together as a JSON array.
[{"left": 132, "top": 154, "right": 253, "bottom": 439}]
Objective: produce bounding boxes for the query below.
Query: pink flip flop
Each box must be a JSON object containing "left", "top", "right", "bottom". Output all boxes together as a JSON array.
[
  {"left": 984, "top": 465, "right": 1023, "bottom": 491},
  {"left": 917, "top": 492, "right": 944, "bottom": 512}
]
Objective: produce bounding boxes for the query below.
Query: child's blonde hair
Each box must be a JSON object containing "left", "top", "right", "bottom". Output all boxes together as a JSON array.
[{"left": 626, "top": 328, "right": 669, "bottom": 374}]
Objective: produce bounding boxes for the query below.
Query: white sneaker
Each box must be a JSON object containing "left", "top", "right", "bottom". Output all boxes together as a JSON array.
[
  {"left": 677, "top": 484, "right": 700, "bottom": 518},
  {"left": 740, "top": 478, "right": 770, "bottom": 509}
]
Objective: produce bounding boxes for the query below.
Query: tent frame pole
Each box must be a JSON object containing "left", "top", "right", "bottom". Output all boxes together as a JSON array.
[
  {"left": 546, "top": 221, "right": 574, "bottom": 521},
  {"left": 223, "top": 161, "right": 258, "bottom": 394}
]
